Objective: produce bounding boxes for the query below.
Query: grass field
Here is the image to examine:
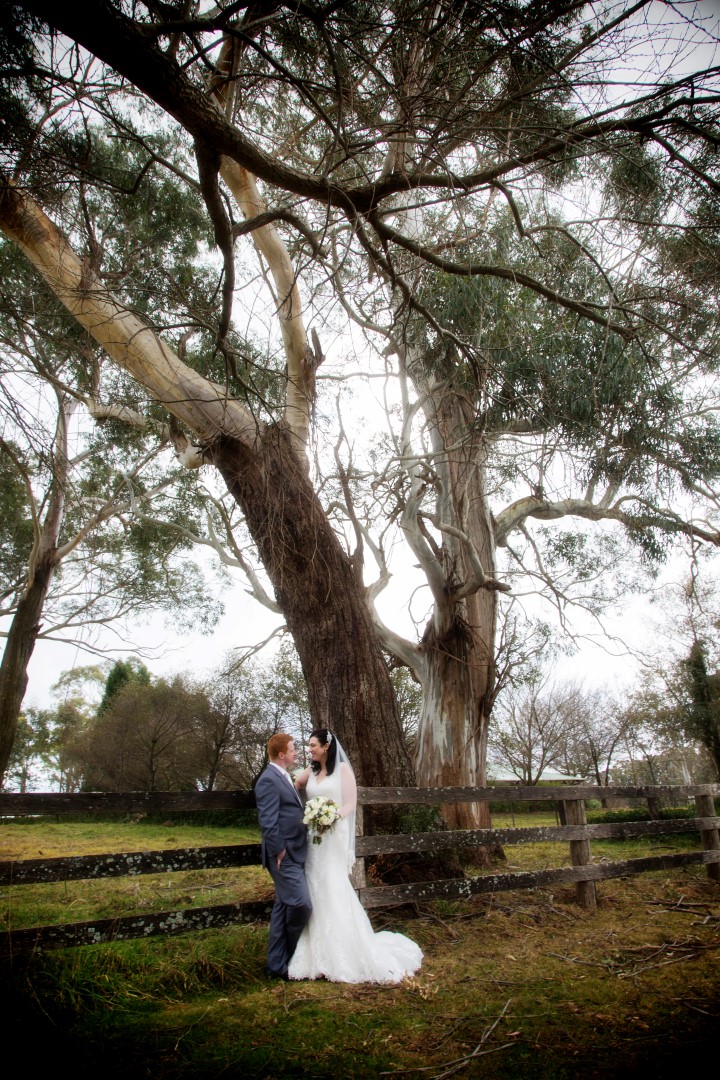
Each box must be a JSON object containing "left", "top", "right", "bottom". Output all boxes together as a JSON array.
[
  {"left": 1, "top": 819, "right": 267, "bottom": 929},
  {"left": 2, "top": 814, "right": 719, "bottom": 1078}
]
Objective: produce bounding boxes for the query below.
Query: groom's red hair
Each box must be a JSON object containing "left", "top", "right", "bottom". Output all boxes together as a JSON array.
[{"left": 267, "top": 733, "right": 293, "bottom": 760}]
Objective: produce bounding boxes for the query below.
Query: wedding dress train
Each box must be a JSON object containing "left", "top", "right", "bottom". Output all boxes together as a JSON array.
[{"left": 288, "top": 769, "right": 423, "bottom": 983}]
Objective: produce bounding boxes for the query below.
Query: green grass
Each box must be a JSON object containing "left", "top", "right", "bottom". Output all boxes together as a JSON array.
[
  {"left": 1, "top": 818, "right": 265, "bottom": 930},
  {"left": 0, "top": 817, "right": 259, "bottom": 859},
  {"left": 2, "top": 814, "right": 719, "bottom": 1078},
  {"left": 5, "top": 874, "right": 719, "bottom": 1079}
]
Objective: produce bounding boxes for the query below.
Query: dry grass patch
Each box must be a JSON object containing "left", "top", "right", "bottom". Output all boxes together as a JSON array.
[{"left": 4, "top": 868, "right": 718, "bottom": 1079}]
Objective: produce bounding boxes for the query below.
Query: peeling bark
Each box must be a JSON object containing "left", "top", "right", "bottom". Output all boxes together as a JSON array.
[
  {"left": 406, "top": 387, "right": 500, "bottom": 838},
  {"left": 415, "top": 613, "right": 493, "bottom": 832}
]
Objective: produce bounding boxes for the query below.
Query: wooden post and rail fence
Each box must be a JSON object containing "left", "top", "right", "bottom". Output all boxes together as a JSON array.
[{"left": 1, "top": 783, "right": 718, "bottom": 959}]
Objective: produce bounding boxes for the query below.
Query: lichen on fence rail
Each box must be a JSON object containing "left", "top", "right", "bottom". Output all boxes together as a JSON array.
[
  {"left": 358, "top": 850, "right": 720, "bottom": 909},
  {"left": 1, "top": 783, "right": 719, "bottom": 956},
  {"left": 0, "top": 843, "right": 263, "bottom": 886},
  {"left": 0, "top": 900, "right": 273, "bottom": 959}
]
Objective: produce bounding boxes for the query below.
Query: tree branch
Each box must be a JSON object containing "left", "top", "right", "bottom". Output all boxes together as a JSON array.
[
  {"left": 368, "top": 212, "right": 634, "bottom": 341},
  {"left": 495, "top": 494, "right": 720, "bottom": 548},
  {"left": 0, "top": 178, "right": 257, "bottom": 448}
]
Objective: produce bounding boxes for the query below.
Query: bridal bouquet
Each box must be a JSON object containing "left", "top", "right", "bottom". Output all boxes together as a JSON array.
[{"left": 303, "top": 795, "right": 341, "bottom": 844}]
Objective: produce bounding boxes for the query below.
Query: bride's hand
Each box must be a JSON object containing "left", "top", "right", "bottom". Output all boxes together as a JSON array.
[{"left": 294, "top": 766, "right": 311, "bottom": 790}]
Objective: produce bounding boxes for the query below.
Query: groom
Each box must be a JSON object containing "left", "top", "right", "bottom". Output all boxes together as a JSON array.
[{"left": 254, "top": 733, "right": 312, "bottom": 979}]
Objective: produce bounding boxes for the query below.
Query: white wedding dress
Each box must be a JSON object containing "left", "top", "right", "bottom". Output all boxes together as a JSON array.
[{"left": 288, "top": 768, "right": 423, "bottom": 983}]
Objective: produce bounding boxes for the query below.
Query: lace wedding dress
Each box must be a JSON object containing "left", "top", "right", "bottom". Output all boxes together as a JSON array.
[{"left": 288, "top": 768, "right": 423, "bottom": 983}]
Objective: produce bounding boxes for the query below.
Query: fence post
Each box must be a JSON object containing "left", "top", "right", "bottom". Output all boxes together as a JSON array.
[
  {"left": 351, "top": 803, "right": 366, "bottom": 890},
  {"left": 563, "top": 798, "right": 597, "bottom": 912},
  {"left": 694, "top": 793, "right": 720, "bottom": 884}
]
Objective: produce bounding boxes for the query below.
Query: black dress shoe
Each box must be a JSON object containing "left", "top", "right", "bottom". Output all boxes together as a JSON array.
[{"left": 263, "top": 966, "right": 289, "bottom": 980}]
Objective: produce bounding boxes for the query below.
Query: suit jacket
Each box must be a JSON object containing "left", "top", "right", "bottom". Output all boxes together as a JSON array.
[{"left": 255, "top": 763, "right": 308, "bottom": 869}]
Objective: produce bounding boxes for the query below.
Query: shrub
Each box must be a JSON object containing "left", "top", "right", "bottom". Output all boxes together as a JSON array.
[{"left": 587, "top": 806, "right": 696, "bottom": 824}]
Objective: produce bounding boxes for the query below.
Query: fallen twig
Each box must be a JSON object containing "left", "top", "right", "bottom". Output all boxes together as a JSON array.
[
  {"left": 645, "top": 898, "right": 718, "bottom": 917},
  {"left": 675, "top": 1000, "right": 716, "bottom": 1017},
  {"left": 431, "top": 1041, "right": 518, "bottom": 1080},
  {"left": 618, "top": 947, "right": 718, "bottom": 979},
  {"left": 420, "top": 911, "right": 461, "bottom": 943},
  {"left": 545, "top": 952, "right": 608, "bottom": 969},
  {"left": 380, "top": 1000, "right": 515, "bottom": 1078}
]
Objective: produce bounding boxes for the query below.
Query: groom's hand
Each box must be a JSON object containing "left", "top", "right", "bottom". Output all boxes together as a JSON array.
[{"left": 276, "top": 848, "right": 286, "bottom": 869}]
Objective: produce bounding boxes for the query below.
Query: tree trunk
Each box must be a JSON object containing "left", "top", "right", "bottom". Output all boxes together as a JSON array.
[
  {"left": 0, "top": 386, "right": 71, "bottom": 787},
  {"left": 212, "top": 424, "right": 414, "bottom": 790},
  {"left": 0, "top": 555, "right": 55, "bottom": 782},
  {"left": 412, "top": 389, "right": 500, "bottom": 843},
  {"left": 415, "top": 604, "right": 494, "bottom": 832}
]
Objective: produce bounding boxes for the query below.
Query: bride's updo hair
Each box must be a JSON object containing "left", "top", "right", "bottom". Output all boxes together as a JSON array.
[{"left": 310, "top": 728, "right": 337, "bottom": 775}]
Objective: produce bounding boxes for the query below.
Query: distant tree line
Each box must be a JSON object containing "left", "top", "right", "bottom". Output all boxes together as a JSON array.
[
  {"left": 4, "top": 643, "right": 311, "bottom": 793},
  {"left": 489, "top": 649, "right": 720, "bottom": 789}
]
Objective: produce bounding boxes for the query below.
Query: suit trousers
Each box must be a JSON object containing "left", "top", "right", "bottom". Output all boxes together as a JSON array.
[{"left": 266, "top": 853, "right": 312, "bottom": 977}]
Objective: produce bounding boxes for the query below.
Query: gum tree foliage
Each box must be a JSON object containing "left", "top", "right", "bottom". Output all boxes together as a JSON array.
[
  {"left": 320, "top": 1, "right": 720, "bottom": 825},
  {"left": 0, "top": 2, "right": 719, "bottom": 810},
  {"left": 0, "top": 134, "right": 224, "bottom": 783}
]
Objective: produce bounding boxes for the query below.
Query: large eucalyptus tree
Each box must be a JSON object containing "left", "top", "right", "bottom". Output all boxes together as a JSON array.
[
  {"left": 0, "top": 2, "right": 416, "bottom": 788},
  {"left": 1, "top": 1, "right": 719, "bottom": 806}
]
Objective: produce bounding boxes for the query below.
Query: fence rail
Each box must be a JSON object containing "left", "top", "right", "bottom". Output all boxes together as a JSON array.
[
  {"left": 0, "top": 843, "right": 264, "bottom": 885},
  {"left": 359, "top": 850, "right": 720, "bottom": 908},
  {"left": 0, "top": 790, "right": 256, "bottom": 815},
  {"left": 357, "top": 783, "right": 720, "bottom": 805},
  {"left": 2, "top": 783, "right": 719, "bottom": 959},
  {"left": 2, "top": 783, "right": 717, "bottom": 816}
]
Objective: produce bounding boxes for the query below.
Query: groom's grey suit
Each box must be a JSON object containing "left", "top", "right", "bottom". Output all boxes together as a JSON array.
[{"left": 255, "top": 762, "right": 312, "bottom": 978}]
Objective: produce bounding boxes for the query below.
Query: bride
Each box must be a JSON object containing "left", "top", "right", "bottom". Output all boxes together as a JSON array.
[{"left": 288, "top": 728, "right": 423, "bottom": 984}]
